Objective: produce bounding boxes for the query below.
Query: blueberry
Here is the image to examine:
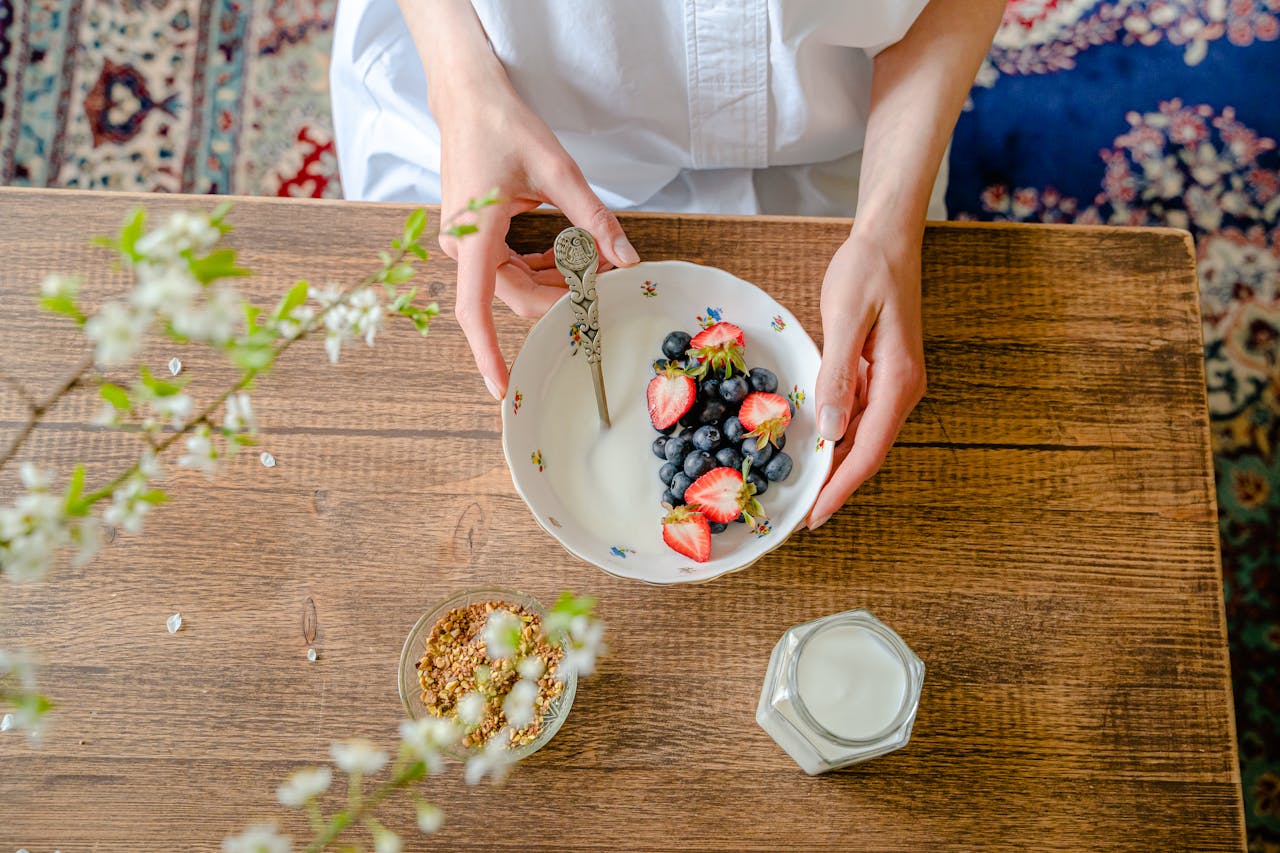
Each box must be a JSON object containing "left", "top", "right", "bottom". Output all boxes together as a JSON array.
[
  {"left": 679, "top": 402, "right": 703, "bottom": 429},
  {"left": 691, "top": 425, "right": 722, "bottom": 452},
  {"left": 683, "top": 450, "right": 716, "bottom": 479},
  {"left": 670, "top": 472, "right": 694, "bottom": 501},
  {"left": 723, "top": 416, "right": 745, "bottom": 443},
  {"left": 733, "top": 514, "right": 747, "bottom": 523},
  {"left": 659, "top": 462, "right": 679, "bottom": 485},
  {"left": 715, "top": 447, "right": 743, "bottom": 470},
  {"left": 742, "top": 438, "right": 774, "bottom": 467},
  {"left": 663, "top": 436, "right": 691, "bottom": 462},
  {"left": 662, "top": 331, "right": 692, "bottom": 360},
  {"left": 699, "top": 400, "right": 727, "bottom": 425},
  {"left": 652, "top": 436, "right": 670, "bottom": 460},
  {"left": 747, "top": 470, "right": 769, "bottom": 495},
  {"left": 661, "top": 489, "right": 682, "bottom": 507},
  {"left": 699, "top": 378, "right": 721, "bottom": 401},
  {"left": 775, "top": 432, "right": 787, "bottom": 450},
  {"left": 708, "top": 521, "right": 728, "bottom": 534},
  {"left": 652, "top": 358, "right": 669, "bottom": 375},
  {"left": 749, "top": 367, "right": 778, "bottom": 393},
  {"left": 763, "top": 452, "right": 793, "bottom": 482},
  {"left": 719, "top": 375, "right": 749, "bottom": 403},
  {"left": 658, "top": 421, "right": 678, "bottom": 435}
]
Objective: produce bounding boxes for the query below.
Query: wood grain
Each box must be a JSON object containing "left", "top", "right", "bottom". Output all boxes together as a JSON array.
[{"left": 0, "top": 187, "right": 1244, "bottom": 852}]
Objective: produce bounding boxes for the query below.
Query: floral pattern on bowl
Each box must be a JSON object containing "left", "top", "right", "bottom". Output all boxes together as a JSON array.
[{"left": 501, "top": 260, "right": 835, "bottom": 585}]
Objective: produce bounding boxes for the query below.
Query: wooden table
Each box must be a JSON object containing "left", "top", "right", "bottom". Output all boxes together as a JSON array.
[{"left": 0, "top": 188, "right": 1244, "bottom": 851}]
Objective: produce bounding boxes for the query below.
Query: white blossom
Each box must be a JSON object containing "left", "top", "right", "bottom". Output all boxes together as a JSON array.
[
  {"left": 318, "top": 286, "right": 383, "bottom": 363},
  {"left": 373, "top": 830, "right": 402, "bottom": 853},
  {"left": 221, "top": 823, "right": 292, "bottom": 853},
  {"left": 168, "top": 356, "right": 183, "bottom": 376},
  {"left": 71, "top": 515, "right": 101, "bottom": 567},
  {"left": 0, "top": 466, "right": 71, "bottom": 582},
  {"left": 41, "top": 273, "right": 81, "bottom": 299},
  {"left": 92, "top": 402, "right": 121, "bottom": 428},
  {"left": 166, "top": 613, "right": 182, "bottom": 634},
  {"left": 275, "top": 766, "right": 331, "bottom": 808},
  {"left": 346, "top": 287, "right": 384, "bottom": 347},
  {"left": 457, "top": 691, "right": 485, "bottom": 727},
  {"left": 136, "top": 211, "right": 221, "bottom": 261},
  {"left": 482, "top": 609, "right": 520, "bottom": 660},
  {"left": 178, "top": 425, "right": 218, "bottom": 476},
  {"left": 330, "top": 738, "right": 388, "bottom": 775},
  {"left": 131, "top": 262, "right": 200, "bottom": 313},
  {"left": 501, "top": 679, "right": 538, "bottom": 729},
  {"left": 0, "top": 713, "right": 12, "bottom": 732},
  {"left": 151, "top": 393, "right": 193, "bottom": 429},
  {"left": 0, "top": 649, "right": 37, "bottom": 690},
  {"left": 84, "top": 301, "right": 149, "bottom": 367},
  {"left": 276, "top": 304, "right": 315, "bottom": 340},
  {"left": 223, "top": 392, "right": 255, "bottom": 434},
  {"left": 517, "top": 656, "right": 545, "bottom": 681},
  {"left": 102, "top": 475, "right": 153, "bottom": 535},
  {"left": 464, "top": 728, "right": 515, "bottom": 786},
  {"left": 416, "top": 802, "right": 444, "bottom": 834},
  {"left": 399, "top": 717, "right": 459, "bottom": 774},
  {"left": 559, "top": 615, "right": 605, "bottom": 680},
  {"left": 171, "top": 285, "right": 240, "bottom": 346},
  {"left": 259, "top": 452, "right": 277, "bottom": 468}
]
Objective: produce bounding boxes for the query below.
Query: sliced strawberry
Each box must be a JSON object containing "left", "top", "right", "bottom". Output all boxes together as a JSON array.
[
  {"left": 686, "top": 322, "right": 747, "bottom": 379},
  {"left": 646, "top": 364, "right": 696, "bottom": 430},
  {"left": 683, "top": 464, "right": 767, "bottom": 528},
  {"left": 739, "top": 392, "right": 792, "bottom": 448},
  {"left": 662, "top": 505, "right": 712, "bottom": 562}
]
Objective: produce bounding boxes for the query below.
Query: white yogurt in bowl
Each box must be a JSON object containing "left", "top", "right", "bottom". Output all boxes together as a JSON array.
[{"left": 502, "top": 260, "right": 834, "bottom": 585}]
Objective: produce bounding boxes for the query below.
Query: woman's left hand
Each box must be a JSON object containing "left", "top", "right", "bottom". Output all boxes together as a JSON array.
[{"left": 807, "top": 230, "right": 926, "bottom": 530}]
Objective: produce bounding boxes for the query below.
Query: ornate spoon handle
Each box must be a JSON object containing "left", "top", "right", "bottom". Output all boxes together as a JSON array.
[{"left": 554, "top": 226, "right": 611, "bottom": 428}]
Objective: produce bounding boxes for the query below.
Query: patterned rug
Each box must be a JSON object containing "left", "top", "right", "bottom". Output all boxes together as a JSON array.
[{"left": 1, "top": 0, "right": 1277, "bottom": 844}]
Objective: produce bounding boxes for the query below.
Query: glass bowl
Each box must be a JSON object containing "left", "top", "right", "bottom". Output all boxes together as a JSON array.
[{"left": 398, "top": 587, "right": 578, "bottom": 761}]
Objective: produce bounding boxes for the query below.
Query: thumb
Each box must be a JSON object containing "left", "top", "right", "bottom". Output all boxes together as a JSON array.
[
  {"left": 540, "top": 158, "right": 639, "bottom": 268},
  {"left": 814, "top": 321, "right": 869, "bottom": 443}
]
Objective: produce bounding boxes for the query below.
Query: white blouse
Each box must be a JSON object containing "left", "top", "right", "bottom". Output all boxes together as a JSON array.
[{"left": 330, "top": 0, "right": 947, "bottom": 219}]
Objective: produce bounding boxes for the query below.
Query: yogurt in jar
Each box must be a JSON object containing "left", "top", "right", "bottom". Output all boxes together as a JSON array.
[{"left": 757, "top": 609, "right": 925, "bottom": 774}]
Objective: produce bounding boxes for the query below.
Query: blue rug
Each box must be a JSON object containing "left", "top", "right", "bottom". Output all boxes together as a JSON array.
[{"left": 948, "top": 2, "right": 1280, "bottom": 844}]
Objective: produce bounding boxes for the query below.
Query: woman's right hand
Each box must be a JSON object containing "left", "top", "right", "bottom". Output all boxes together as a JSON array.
[{"left": 428, "top": 38, "right": 639, "bottom": 400}]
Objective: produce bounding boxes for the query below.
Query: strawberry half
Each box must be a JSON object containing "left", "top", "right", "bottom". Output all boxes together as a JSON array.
[
  {"left": 683, "top": 464, "right": 767, "bottom": 528},
  {"left": 646, "top": 363, "right": 696, "bottom": 430},
  {"left": 739, "top": 391, "right": 792, "bottom": 448},
  {"left": 662, "top": 505, "right": 712, "bottom": 562},
  {"left": 686, "top": 322, "right": 747, "bottom": 379}
]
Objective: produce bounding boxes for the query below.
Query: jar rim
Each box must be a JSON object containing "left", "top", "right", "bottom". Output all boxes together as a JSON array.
[{"left": 785, "top": 611, "right": 918, "bottom": 748}]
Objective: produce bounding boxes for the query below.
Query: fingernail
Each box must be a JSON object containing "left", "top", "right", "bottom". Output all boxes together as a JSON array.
[
  {"left": 613, "top": 236, "right": 640, "bottom": 266},
  {"left": 818, "top": 405, "right": 846, "bottom": 441},
  {"left": 484, "top": 377, "right": 502, "bottom": 401},
  {"left": 808, "top": 512, "right": 832, "bottom": 531}
]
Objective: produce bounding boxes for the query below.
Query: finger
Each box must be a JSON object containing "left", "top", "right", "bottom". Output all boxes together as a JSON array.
[
  {"left": 539, "top": 159, "right": 639, "bottom": 267},
  {"left": 531, "top": 267, "right": 570, "bottom": 287},
  {"left": 496, "top": 263, "right": 569, "bottom": 319},
  {"left": 519, "top": 247, "right": 557, "bottom": 270},
  {"left": 802, "top": 409, "right": 861, "bottom": 528},
  {"left": 455, "top": 214, "right": 513, "bottom": 400},
  {"left": 807, "top": 366, "right": 922, "bottom": 530},
  {"left": 814, "top": 307, "right": 877, "bottom": 443}
]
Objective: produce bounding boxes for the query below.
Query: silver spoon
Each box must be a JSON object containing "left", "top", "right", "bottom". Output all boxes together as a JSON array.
[{"left": 554, "top": 226, "right": 611, "bottom": 428}]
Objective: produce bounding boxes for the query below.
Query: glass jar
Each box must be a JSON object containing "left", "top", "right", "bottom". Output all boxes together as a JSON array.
[{"left": 756, "top": 609, "right": 924, "bottom": 775}]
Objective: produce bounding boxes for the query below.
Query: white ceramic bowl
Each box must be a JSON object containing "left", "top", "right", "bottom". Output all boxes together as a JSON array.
[{"left": 502, "top": 260, "right": 834, "bottom": 585}]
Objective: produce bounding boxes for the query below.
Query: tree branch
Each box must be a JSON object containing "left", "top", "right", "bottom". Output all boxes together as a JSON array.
[{"left": 0, "top": 355, "right": 95, "bottom": 470}]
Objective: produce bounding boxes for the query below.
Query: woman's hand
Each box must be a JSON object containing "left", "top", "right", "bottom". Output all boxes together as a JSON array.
[
  {"left": 807, "top": 230, "right": 926, "bottom": 530},
  {"left": 405, "top": 0, "right": 639, "bottom": 400}
]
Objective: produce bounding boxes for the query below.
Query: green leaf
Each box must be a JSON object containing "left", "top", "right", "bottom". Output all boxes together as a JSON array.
[
  {"left": 210, "top": 200, "right": 233, "bottom": 224},
  {"left": 273, "top": 279, "right": 310, "bottom": 321},
  {"left": 137, "top": 489, "right": 169, "bottom": 506},
  {"left": 230, "top": 342, "right": 275, "bottom": 373},
  {"left": 466, "top": 188, "right": 501, "bottom": 211},
  {"left": 232, "top": 433, "right": 258, "bottom": 447},
  {"left": 14, "top": 692, "right": 54, "bottom": 717},
  {"left": 407, "top": 243, "right": 429, "bottom": 261},
  {"left": 386, "top": 263, "right": 415, "bottom": 285},
  {"left": 138, "top": 365, "right": 184, "bottom": 397},
  {"left": 90, "top": 235, "right": 116, "bottom": 251},
  {"left": 39, "top": 294, "right": 86, "bottom": 325},
  {"left": 403, "top": 208, "right": 428, "bottom": 244},
  {"left": 189, "top": 249, "right": 249, "bottom": 284},
  {"left": 391, "top": 287, "right": 418, "bottom": 312},
  {"left": 378, "top": 249, "right": 393, "bottom": 267},
  {"left": 63, "top": 464, "right": 87, "bottom": 516},
  {"left": 100, "top": 382, "right": 131, "bottom": 410},
  {"left": 443, "top": 223, "right": 478, "bottom": 238},
  {"left": 118, "top": 208, "right": 146, "bottom": 262}
]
